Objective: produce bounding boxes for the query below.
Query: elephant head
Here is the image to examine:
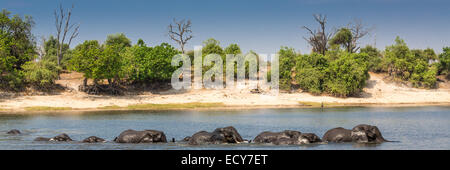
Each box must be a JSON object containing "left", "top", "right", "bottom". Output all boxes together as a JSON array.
[
  {"left": 82, "top": 136, "right": 106, "bottom": 143},
  {"left": 211, "top": 126, "right": 244, "bottom": 143},
  {"left": 351, "top": 124, "right": 387, "bottom": 143}
]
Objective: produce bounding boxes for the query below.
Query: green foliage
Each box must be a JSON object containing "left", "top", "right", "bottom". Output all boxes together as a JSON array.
[
  {"left": 41, "top": 36, "right": 71, "bottom": 69},
  {"left": 122, "top": 43, "right": 180, "bottom": 82},
  {"left": 69, "top": 40, "right": 103, "bottom": 81},
  {"left": 97, "top": 44, "right": 125, "bottom": 84},
  {"left": 383, "top": 37, "right": 437, "bottom": 88},
  {"left": 360, "top": 45, "right": 382, "bottom": 72},
  {"left": 294, "top": 53, "right": 328, "bottom": 94},
  {"left": 324, "top": 52, "right": 370, "bottom": 97},
  {"left": 202, "top": 38, "right": 224, "bottom": 75},
  {"left": 438, "top": 47, "right": 450, "bottom": 75},
  {"left": 329, "top": 28, "right": 353, "bottom": 52},
  {"left": 0, "top": 9, "right": 36, "bottom": 90},
  {"left": 294, "top": 51, "right": 369, "bottom": 97},
  {"left": 224, "top": 44, "right": 242, "bottom": 55},
  {"left": 278, "top": 47, "right": 297, "bottom": 90},
  {"left": 22, "top": 60, "right": 61, "bottom": 89},
  {"left": 105, "top": 33, "right": 132, "bottom": 50}
]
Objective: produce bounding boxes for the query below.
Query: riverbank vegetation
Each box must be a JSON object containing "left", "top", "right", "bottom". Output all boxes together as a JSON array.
[{"left": 1, "top": 7, "right": 449, "bottom": 98}]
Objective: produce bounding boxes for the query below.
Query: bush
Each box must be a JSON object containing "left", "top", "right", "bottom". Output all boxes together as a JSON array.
[
  {"left": 383, "top": 37, "right": 437, "bottom": 88},
  {"left": 324, "top": 52, "right": 370, "bottom": 97},
  {"left": 294, "top": 53, "right": 328, "bottom": 94},
  {"left": 278, "top": 47, "right": 297, "bottom": 90},
  {"left": 69, "top": 40, "right": 103, "bottom": 85},
  {"left": 22, "top": 60, "right": 61, "bottom": 89},
  {"left": 439, "top": 47, "right": 450, "bottom": 75},
  {"left": 0, "top": 10, "right": 35, "bottom": 90},
  {"left": 123, "top": 43, "right": 180, "bottom": 83},
  {"left": 360, "top": 45, "right": 382, "bottom": 72}
]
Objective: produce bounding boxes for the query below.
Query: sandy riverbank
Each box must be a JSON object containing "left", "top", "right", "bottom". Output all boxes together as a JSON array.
[{"left": 0, "top": 72, "right": 449, "bottom": 113}]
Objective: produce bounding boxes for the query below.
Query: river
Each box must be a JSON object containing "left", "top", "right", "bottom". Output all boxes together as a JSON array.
[{"left": 0, "top": 106, "right": 449, "bottom": 150}]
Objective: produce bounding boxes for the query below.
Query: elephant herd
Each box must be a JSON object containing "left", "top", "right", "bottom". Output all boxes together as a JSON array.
[{"left": 5, "top": 124, "right": 389, "bottom": 145}]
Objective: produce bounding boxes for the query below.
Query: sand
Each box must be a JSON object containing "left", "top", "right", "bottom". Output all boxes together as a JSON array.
[{"left": 0, "top": 72, "right": 449, "bottom": 112}]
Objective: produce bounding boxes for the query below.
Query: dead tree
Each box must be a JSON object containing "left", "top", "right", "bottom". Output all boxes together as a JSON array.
[
  {"left": 302, "top": 14, "right": 333, "bottom": 55},
  {"left": 348, "top": 19, "right": 373, "bottom": 53},
  {"left": 168, "top": 19, "right": 193, "bottom": 53},
  {"left": 54, "top": 3, "right": 80, "bottom": 66}
]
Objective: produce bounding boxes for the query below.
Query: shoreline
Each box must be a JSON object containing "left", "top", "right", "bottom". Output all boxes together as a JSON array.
[
  {"left": 0, "top": 102, "right": 449, "bottom": 114},
  {"left": 1, "top": 72, "right": 449, "bottom": 114}
]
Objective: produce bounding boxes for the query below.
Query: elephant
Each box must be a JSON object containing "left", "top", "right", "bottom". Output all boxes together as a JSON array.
[
  {"left": 82, "top": 136, "right": 106, "bottom": 143},
  {"left": 322, "top": 127, "right": 353, "bottom": 143},
  {"left": 254, "top": 130, "right": 321, "bottom": 145},
  {"left": 7, "top": 129, "right": 21, "bottom": 135},
  {"left": 182, "top": 136, "right": 191, "bottom": 142},
  {"left": 113, "top": 129, "right": 167, "bottom": 143},
  {"left": 322, "top": 125, "right": 389, "bottom": 143},
  {"left": 34, "top": 133, "right": 73, "bottom": 142},
  {"left": 253, "top": 130, "right": 301, "bottom": 144},
  {"left": 187, "top": 126, "right": 245, "bottom": 145},
  {"left": 351, "top": 124, "right": 388, "bottom": 143}
]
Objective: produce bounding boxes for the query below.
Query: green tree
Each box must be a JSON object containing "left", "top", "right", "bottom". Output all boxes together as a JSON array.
[
  {"left": 329, "top": 28, "right": 353, "bottom": 53},
  {"left": 69, "top": 40, "right": 103, "bottom": 86},
  {"left": 324, "top": 52, "right": 370, "bottom": 97},
  {"left": 278, "top": 47, "right": 297, "bottom": 90},
  {"left": 383, "top": 37, "right": 437, "bottom": 88},
  {"left": 438, "top": 47, "right": 450, "bottom": 75},
  {"left": 360, "top": 45, "right": 382, "bottom": 72},
  {"left": 0, "top": 9, "right": 36, "bottom": 90},
  {"left": 294, "top": 53, "right": 328, "bottom": 94},
  {"left": 41, "top": 36, "right": 71, "bottom": 69},
  {"left": 22, "top": 60, "right": 61, "bottom": 89},
  {"left": 105, "top": 33, "right": 131, "bottom": 50},
  {"left": 122, "top": 43, "right": 180, "bottom": 83}
]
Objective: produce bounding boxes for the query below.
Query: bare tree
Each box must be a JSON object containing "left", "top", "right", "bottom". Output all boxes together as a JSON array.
[
  {"left": 347, "top": 19, "right": 373, "bottom": 53},
  {"left": 168, "top": 19, "right": 193, "bottom": 53},
  {"left": 54, "top": 3, "right": 80, "bottom": 66},
  {"left": 302, "top": 14, "right": 333, "bottom": 55}
]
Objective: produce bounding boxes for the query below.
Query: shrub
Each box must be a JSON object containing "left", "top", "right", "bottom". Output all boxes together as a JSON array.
[
  {"left": 360, "top": 45, "right": 382, "bottom": 72},
  {"left": 278, "top": 47, "right": 297, "bottom": 90},
  {"left": 0, "top": 10, "right": 35, "bottom": 90},
  {"left": 123, "top": 43, "right": 180, "bottom": 83},
  {"left": 294, "top": 53, "right": 328, "bottom": 94},
  {"left": 22, "top": 60, "right": 61, "bottom": 89},
  {"left": 324, "top": 52, "right": 370, "bottom": 97},
  {"left": 383, "top": 37, "right": 437, "bottom": 88},
  {"left": 439, "top": 47, "right": 450, "bottom": 75}
]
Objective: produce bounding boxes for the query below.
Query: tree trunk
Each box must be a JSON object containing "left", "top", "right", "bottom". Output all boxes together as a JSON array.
[{"left": 83, "top": 78, "right": 88, "bottom": 87}]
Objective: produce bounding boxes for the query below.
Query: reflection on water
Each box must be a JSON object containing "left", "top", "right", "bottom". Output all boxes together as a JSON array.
[{"left": 0, "top": 106, "right": 449, "bottom": 150}]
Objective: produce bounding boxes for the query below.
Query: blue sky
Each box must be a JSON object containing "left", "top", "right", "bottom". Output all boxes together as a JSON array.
[{"left": 1, "top": 0, "right": 449, "bottom": 53}]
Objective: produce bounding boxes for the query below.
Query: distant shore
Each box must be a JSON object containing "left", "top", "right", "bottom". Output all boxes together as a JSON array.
[
  {"left": 0, "top": 102, "right": 449, "bottom": 114},
  {"left": 1, "top": 72, "right": 449, "bottom": 114}
]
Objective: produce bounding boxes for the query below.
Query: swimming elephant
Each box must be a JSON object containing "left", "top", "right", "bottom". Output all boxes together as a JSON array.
[
  {"left": 254, "top": 130, "right": 321, "bottom": 145},
  {"left": 351, "top": 124, "right": 388, "bottom": 143},
  {"left": 182, "top": 136, "right": 191, "bottom": 142},
  {"left": 82, "top": 136, "right": 106, "bottom": 143},
  {"left": 323, "top": 125, "right": 388, "bottom": 143},
  {"left": 113, "top": 129, "right": 167, "bottom": 143},
  {"left": 7, "top": 129, "right": 21, "bottom": 135},
  {"left": 253, "top": 130, "right": 301, "bottom": 144},
  {"left": 187, "top": 126, "right": 244, "bottom": 145},
  {"left": 34, "top": 133, "right": 73, "bottom": 142},
  {"left": 322, "top": 127, "right": 353, "bottom": 143}
]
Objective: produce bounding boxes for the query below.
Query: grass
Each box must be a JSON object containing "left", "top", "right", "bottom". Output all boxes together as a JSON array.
[
  {"left": 127, "top": 102, "right": 225, "bottom": 110},
  {"left": 298, "top": 101, "right": 342, "bottom": 107},
  {"left": 97, "top": 105, "right": 122, "bottom": 110},
  {"left": 24, "top": 106, "right": 72, "bottom": 111}
]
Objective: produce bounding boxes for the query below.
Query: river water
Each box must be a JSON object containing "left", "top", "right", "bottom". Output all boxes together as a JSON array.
[{"left": 0, "top": 106, "right": 449, "bottom": 150}]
